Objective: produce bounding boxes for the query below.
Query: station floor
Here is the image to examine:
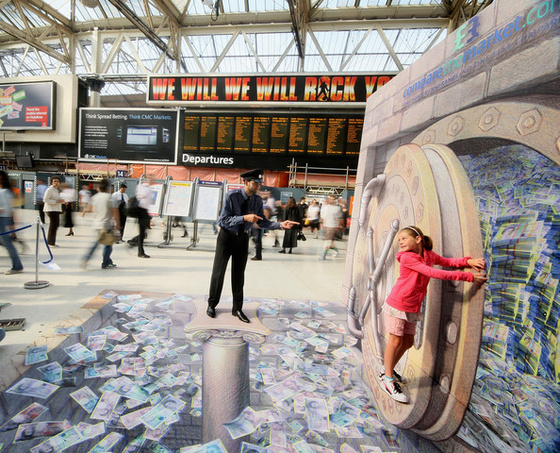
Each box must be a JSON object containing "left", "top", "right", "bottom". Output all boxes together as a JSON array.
[
  {"left": 0, "top": 208, "right": 346, "bottom": 378},
  {"left": 0, "top": 209, "right": 449, "bottom": 452}
]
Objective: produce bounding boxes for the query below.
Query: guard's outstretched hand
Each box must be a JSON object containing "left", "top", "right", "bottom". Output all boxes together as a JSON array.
[
  {"left": 281, "top": 220, "right": 299, "bottom": 229},
  {"left": 243, "top": 214, "right": 263, "bottom": 223}
]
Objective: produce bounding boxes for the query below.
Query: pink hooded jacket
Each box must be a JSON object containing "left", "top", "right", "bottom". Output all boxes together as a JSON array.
[{"left": 385, "top": 250, "right": 474, "bottom": 313}]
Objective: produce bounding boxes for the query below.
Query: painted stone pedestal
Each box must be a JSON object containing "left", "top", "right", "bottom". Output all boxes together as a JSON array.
[{"left": 185, "top": 300, "right": 269, "bottom": 451}]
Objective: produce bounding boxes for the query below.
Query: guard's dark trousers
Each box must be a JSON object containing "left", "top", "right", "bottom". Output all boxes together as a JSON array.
[{"left": 208, "top": 229, "right": 249, "bottom": 312}]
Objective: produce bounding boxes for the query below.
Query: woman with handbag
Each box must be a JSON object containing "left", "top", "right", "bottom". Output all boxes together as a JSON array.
[
  {"left": 81, "top": 179, "right": 120, "bottom": 270},
  {"left": 279, "top": 197, "right": 303, "bottom": 254}
]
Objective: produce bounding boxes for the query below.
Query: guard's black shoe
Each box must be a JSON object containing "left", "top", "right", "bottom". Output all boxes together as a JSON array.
[
  {"left": 233, "top": 310, "right": 250, "bottom": 323},
  {"left": 206, "top": 306, "right": 216, "bottom": 318}
]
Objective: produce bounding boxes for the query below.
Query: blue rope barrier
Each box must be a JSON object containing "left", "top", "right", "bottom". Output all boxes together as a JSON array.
[
  {"left": 38, "top": 223, "right": 54, "bottom": 264},
  {"left": 0, "top": 221, "right": 54, "bottom": 265},
  {"left": 0, "top": 224, "right": 32, "bottom": 235}
]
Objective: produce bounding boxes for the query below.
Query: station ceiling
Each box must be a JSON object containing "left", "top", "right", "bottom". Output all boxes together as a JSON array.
[{"left": 0, "top": 0, "right": 493, "bottom": 100}]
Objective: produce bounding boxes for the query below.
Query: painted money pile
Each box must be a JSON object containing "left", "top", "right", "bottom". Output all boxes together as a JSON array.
[
  {"left": 459, "top": 144, "right": 560, "bottom": 452},
  {"left": 0, "top": 292, "right": 440, "bottom": 453}
]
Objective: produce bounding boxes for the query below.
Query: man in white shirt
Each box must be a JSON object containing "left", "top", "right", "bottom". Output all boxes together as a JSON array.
[
  {"left": 112, "top": 183, "right": 129, "bottom": 241},
  {"left": 82, "top": 179, "right": 120, "bottom": 269},
  {"left": 131, "top": 178, "right": 154, "bottom": 258},
  {"left": 43, "top": 176, "right": 63, "bottom": 246},
  {"left": 319, "top": 195, "right": 343, "bottom": 260}
]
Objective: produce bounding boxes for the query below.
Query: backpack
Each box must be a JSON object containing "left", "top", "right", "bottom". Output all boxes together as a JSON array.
[{"left": 126, "top": 196, "right": 140, "bottom": 218}]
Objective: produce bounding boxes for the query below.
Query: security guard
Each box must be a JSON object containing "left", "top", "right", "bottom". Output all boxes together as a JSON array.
[{"left": 207, "top": 169, "right": 298, "bottom": 323}]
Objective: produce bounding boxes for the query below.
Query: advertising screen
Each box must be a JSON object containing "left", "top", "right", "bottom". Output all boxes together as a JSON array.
[
  {"left": 79, "top": 108, "right": 180, "bottom": 164},
  {"left": 0, "top": 81, "right": 56, "bottom": 130}
]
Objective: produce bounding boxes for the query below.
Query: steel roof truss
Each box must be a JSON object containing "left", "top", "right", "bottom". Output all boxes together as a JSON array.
[
  {"left": 123, "top": 34, "right": 148, "bottom": 73},
  {"left": 0, "top": 18, "right": 71, "bottom": 64},
  {"left": 182, "top": 36, "right": 205, "bottom": 72},
  {"left": 210, "top": 29, "right": 240, "bottom": 73},
  {"left": 272, "top": 37, "right": 296, "bottom": 73},
  {"left": 101, "top": 33, "right": 125, "bottom": 73},
  {"left": 77, "top": 39, "right": 93, "bottom": 73},
  {"left": 307, "top": 28, "right": 332, "bottom": 72},
  {"left": 340, "top": 27, "right": 372, "bottom": 72},
  {"left": 241, "top": 30, "right": 266, "bottom": 73},
  {"left": 375, "top": 25, "right": 403, "bottom": 72}
]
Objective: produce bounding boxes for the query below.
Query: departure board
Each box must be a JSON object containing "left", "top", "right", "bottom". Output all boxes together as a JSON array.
[
  {"left": 288, "top": 117, "right": 307, "bottom": 154},
  {"left": 326, "top": 117, "right": 345, "bottom": 155},
  {"left": 252, "top": 116, "right": 270, "bottom": 153},
  {"left": 235, "top": 116, "right": 252, "bottom": 152},
  {"left": 346, "top": 118, "right": 362, "bottom": 155},
  {"left": 184, "top": 115, "right": 200, "bottom": 150},
  {"left": 270, "top": 117, "right": 289, "bottom": 154},
  {"left": 182, "top": 111, "right": 363, "bottom": 157},
  {"left": 216, "top": 115, "right": 234, "bottom": 152},
  {"left": 308, "top": 117, "right": 328, "bottom": 154},
  {"left": 199, "top": 115, "right": 217, "bottom": 151}
]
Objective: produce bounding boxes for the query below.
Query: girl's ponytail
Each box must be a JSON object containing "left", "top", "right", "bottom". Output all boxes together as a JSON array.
[
  {"left": 423, "top": 235, "right": 433, "bottom": 251},
  {"left": 402, "top": 225, "right": 433, "bottom": 251}
]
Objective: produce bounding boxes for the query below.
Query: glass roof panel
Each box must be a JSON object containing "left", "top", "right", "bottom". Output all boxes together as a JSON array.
[
  {"left": 0, "top": 0, "right": 480, "bottom": 97},
  {"left": 247, "top": 0, "right": 288, "bottom": 12},
  {"left": 223, "top": 0, "right": 246, "bottom": 13}
]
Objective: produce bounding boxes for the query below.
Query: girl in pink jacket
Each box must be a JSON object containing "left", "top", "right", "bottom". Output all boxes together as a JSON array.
[{"left": 379, "top": 226, "right": 487, "bottom": 403}]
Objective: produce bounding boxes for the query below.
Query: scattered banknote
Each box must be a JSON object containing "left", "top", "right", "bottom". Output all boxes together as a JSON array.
[
  {"left": 304, "top": 397, "right": 330, "bottom": 433},
  {"left": 14, "top": 420, "right": 71, "bottom": 443},
  {"left": 140, "top": 395, "right": 186, "bottom": 430},
  {"left": 37, "top": 362, "right": 63, "bottom": 383},
  {"left": 70, "top": 386, "right": 99, "bottom": 413},
  {"left": 223, "top": 406, "right": 262, "bottom": 439},
  {"left": 6, "top": 378, "right": 58, "bottom": 399},
  {"left": 87, "top": 431, "right": 124, "bottom": 453},
  {"left": 90, "top": 391, "right": 121, "bottom": 421},
  {"left": 64, "top": 343, "right": 96, "bottom": 363},
  {"left": 0, "top": 402, "right": 48, "bottom": 432},
  {"left": 25, "top": 345, "right": 48, "bottom": 365}
]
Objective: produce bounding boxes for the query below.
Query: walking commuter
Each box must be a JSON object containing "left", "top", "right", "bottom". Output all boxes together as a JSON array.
[
  {"left": 320, "top": 195, "right": 343, "bottom": 260},
  {"left": 79, "top": 184, "right": 91, "bottom": 218},
  {"left": 306, "top": 199, "right": 321, "bottom": 239},
  {"left": 43, "top": 176, "right": 64, "bottom": 247},
  {"left": 82, "top": 179, "right": 120, "bottom": 270},
  {"left": 35, "top": 179, "right": 47, "bottom": 224},
  {"left": 60, "top": 183, "right": 75, "bottom": 236},
  {"left": 0, "top": 171, "right": 24, "bottom": 274},
  {"left": 279, "top": 197, "right": 302, "bottom": 254},
  {"left": 128, "top": 178, "right": 154, "bottom": 258},
  {"left": 112, "top": 183, "right": 128, "bottom": 241}
]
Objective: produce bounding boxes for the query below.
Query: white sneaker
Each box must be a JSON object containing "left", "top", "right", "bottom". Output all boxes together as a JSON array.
[{"left": 378, "top": 372, "right": 408, "bottom": 403}]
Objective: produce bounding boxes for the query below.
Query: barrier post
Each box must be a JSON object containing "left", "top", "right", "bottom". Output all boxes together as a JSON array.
[{"left": 24, "top": 218, "right": 49, "bottom": 290}]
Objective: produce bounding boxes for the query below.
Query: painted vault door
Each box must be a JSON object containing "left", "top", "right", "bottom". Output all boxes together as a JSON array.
[{"left": 349, "top": 143, "right": 485, "bottom": 441}]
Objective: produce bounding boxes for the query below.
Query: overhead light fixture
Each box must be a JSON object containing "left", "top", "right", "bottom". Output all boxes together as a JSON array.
[{"left": 201, "top": 0, "right": 219, "bottom": 21}]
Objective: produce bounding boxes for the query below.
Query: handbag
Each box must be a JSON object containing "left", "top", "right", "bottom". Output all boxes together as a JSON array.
[
  {"left": 126, "top": 196, "right": 140, "bottom": 218},
  {"left": 98, "top": 228, "right": 116, "bottom": 245},
  {"left": 297, "top": 230, "right": 307, "bottom": 241}
]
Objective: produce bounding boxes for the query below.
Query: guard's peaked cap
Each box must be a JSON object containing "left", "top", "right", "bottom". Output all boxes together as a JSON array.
[{"left": 241, "top": 169, "right": 263, "bottom": 183}]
